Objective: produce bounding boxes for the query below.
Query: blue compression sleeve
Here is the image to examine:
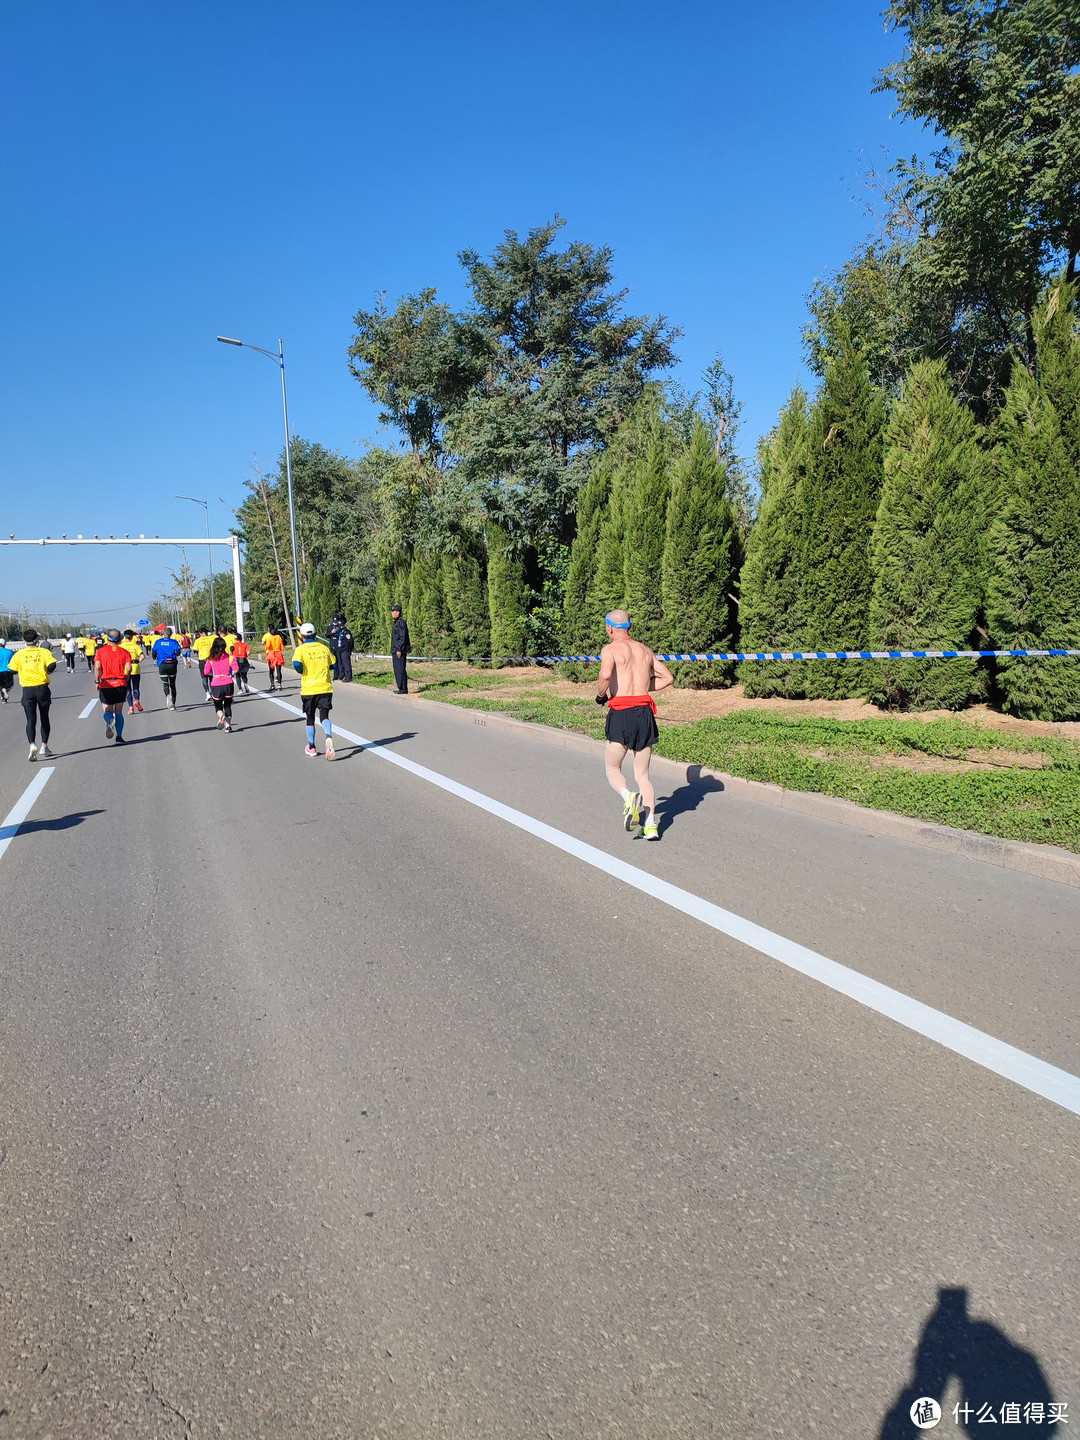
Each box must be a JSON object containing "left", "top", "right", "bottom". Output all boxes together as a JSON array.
[{"left": 306, "top": 725, "right": 316, "bottom": 744}]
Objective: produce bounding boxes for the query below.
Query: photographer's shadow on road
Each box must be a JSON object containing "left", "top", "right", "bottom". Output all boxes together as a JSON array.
[
  {"left": 657, "top": 764, "right": 724, "bottom": 836},
  {"left": 879, "top": 1287, "right": 1061, "bottom": 1436},
  {"left": 0, "top": 808, "right": 105, "bottom": 841}
]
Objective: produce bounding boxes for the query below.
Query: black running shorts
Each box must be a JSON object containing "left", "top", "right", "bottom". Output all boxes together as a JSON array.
[
  {"left": 0, "top": 673, "right": 14, "bottom": 691},
  {"left": 99, "top": 685, "right": 128, "bottom": 705},
  {"left": 605, "top": 704, "right": 659, "bottom": 752},
  {"left": 301, "top": 692, "right": 332, "bottom": 722}
]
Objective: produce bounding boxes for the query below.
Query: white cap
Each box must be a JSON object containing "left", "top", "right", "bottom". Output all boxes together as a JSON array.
[{"left": 299, "top": 622, "right": 316, "bottom": 636}]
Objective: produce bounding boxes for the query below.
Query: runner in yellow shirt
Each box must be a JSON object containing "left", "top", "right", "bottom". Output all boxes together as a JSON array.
[
  {"left": 9, "top": 629, "right": 57, "bottom": 761},
  {"left": 192, "top": 629, "right": 216, "bottom": 701},
  {"left": 83, "top": 634, "right": 98, "bottom": 671},
  {"left": 291, "top": 623, "right": 336, "bottom": 758},
  {"left": 122, "top": 630, "right": 144, "bottom": 712}
]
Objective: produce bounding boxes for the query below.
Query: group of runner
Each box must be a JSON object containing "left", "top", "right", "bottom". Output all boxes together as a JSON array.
[
  {"left": 0, "top": 621, "right": 342, "bottom": 764},
  {"left": 2, "top": 607, "right": 670, "bottom": 836}
]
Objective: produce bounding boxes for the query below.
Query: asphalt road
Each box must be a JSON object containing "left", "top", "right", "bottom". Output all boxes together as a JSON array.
[{"left": 0, "top": 661, "right": 1077, "bottom": 1439}]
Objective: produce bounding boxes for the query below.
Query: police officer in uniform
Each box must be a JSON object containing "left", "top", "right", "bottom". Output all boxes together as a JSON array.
[
  {"left": 332, "top": 616, "right": 354, "bottom": 682},
  {"left": 391, "top": 604, "right": 410, "bottom": 694}
]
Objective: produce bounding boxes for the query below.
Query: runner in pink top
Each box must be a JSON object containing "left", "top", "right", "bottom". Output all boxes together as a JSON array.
[{"left": 202, "top": 638, "right": 239, "bottom": 732}]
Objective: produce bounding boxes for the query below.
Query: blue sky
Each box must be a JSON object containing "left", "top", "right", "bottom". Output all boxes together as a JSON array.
[{"left": 1, "top": 0, "right": 920, "bottom": 620}]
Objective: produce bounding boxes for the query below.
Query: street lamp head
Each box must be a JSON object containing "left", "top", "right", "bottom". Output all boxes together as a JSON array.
[{"left": 217, "top": 335, "right": 243, "bottom": 346}]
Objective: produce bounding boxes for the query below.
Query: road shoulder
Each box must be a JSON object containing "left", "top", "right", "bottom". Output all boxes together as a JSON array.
[{"left": 374, "top": 687, "right": 1080, "bottom": 889}]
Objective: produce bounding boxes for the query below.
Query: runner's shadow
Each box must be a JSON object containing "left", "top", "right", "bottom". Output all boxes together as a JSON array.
[
  {"left": 656, "top": 764, "right": 724, "bottom": 836},
  {"left": 878, "top": 1287, "right": 1061, "bottom": 1436},
  {"left": 350, "top": 732, "right": 418, "bottom": 756},
  {"left": 56, "top": 718, "right": 302, "bottom": 756},
  {"left": 0, "top": 808, "right": 104, "bottom": 839}
]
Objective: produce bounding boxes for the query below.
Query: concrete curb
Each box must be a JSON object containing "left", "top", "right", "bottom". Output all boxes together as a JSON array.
[{"left": 376, "top": 686, "right": 1080, "bottom": 890}]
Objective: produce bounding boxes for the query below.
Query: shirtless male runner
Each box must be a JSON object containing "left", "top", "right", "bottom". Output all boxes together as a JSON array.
[{"left": 596, "top": 609, "right": 674, "bottom": 840}]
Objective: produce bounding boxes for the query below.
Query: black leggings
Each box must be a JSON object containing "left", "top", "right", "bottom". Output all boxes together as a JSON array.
[
  {"left": 211, "top": 685, "right": 234, "bottom": 720},
  {"left": 160, "top": 670, "right": 177, "bottom": 702},
  {"left": 21, "top": 688, "right": 51, "bottom": 745}
]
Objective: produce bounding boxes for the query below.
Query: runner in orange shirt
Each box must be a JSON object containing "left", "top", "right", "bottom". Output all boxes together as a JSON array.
[
  {"left": 232, "top": 633, "right": 252, "bottom": 694},
  {"left": 262, "top": 626, "right": 285, "bottom": 692}
]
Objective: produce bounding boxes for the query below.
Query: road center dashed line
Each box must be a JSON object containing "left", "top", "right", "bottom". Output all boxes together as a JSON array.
[
  {"left": 253, "top": 689, "right": 1080, "bottom": 1117},
  {"left": 0, "top": 767, "right": 55, "bottom": 861},
  {"left": 78, "top": 698, "right": 99, "bottom": 719}
]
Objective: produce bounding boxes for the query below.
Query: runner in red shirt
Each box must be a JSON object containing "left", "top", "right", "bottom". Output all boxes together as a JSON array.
[{"left": 94, "top": 629, "right": 133, "bottom": 744}]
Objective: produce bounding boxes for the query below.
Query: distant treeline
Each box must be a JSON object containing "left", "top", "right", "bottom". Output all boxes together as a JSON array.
[{"left": 0, "top": 611, "right": 81, "bottom": 641}]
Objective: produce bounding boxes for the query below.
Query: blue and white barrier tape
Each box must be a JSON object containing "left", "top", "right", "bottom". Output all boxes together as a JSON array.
[{"left": 361, "top": 647, "right": 1080, "bottom": 664}]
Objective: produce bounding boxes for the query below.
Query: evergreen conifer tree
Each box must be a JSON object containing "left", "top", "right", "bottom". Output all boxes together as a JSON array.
[
  {"left": 867, "top": 360, "right": 990, "bottom": 709},
  {"left": 798, "top": 331, "right": 885, "bottom": 698},
  {"left": 661, "top": 421, "right": 739, "bottom": 685},
  {"left": 442, "top": 549, "right": 490, "bottom": 659},
  {"left": 987, "top": 282, "right": 1080, "bottom": 720},
  {"left": 583, "top": 398, "right": 659, "bottom": 640},
  {"left": 375, "top": 557, "right": 409, "bottom": 652},
  {"left": 561, "top": 456, "right": 612, "bottom": 654},
  {"left": 622, "top": 414, "right": 670, "bottom": 650},
  {"left": 302, "top": 571, "right": 341, "bottom": 636},
  {"left": 738, "top": 389, "right": 811, "bottom": 697},
  {"left": 345, "top": 579, "right": 377, "bottom": 653},
  {"left": 408, "top": 550, "right": 450, "bottom": 656},
  {"left": 486, "top": 523, "right": 530, "bottom": 661},
  {"left": 586, "top": 480, "right": 627, "bottom": 642}
]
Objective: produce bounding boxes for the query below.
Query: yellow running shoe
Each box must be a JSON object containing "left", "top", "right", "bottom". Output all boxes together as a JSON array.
[{"left": 622, "top": 792, "right": 641, "bottom": 832}]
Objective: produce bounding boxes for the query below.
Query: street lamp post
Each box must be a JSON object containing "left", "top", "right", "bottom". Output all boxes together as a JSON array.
[
  {"left": 217, "top": 335, "right": 301, "bottom": 634},
  {"left": 177, "top": 494, "right": 216, "bottom": 630}
]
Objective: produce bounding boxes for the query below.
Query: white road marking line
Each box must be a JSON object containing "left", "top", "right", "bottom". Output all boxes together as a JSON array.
[
  {"left": 0, "top": 768, "right": 55, "bottom": 862},
  {"left": 255, "top": 691, "right": 1080, "bottom": 1117},
  {"left": 79, "top": 698, "right": 98, "bottom": 719}
]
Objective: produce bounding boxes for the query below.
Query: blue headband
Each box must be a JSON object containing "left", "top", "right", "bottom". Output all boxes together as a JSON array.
[{"left": 606, "top": 614, "right": 631, "bottom": 630}]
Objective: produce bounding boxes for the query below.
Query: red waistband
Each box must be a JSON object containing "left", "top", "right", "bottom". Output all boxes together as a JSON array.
[{"left": 608, "top": 693, "right": 657, "bottom": 713}]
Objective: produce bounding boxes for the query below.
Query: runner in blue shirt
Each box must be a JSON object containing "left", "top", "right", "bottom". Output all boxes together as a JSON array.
[
  {"left": 151, "top": 627, "right": 183, "bottom": 709},
  {"left": 0, "top": 640, "right": 14, "bottom": 704}
]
